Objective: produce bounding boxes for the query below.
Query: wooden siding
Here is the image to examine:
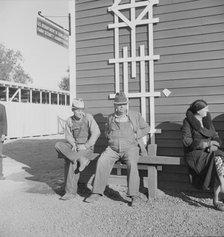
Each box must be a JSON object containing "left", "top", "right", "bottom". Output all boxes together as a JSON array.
[
  {"left": 75, "top": 0, "right": 224, "bottom": 153},
  {"left": 75, "top": 0, "right": 224, "bottom": 189}
]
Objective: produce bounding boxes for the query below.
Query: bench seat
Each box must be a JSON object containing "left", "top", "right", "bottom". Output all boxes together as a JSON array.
[
  {"left": 58, "top": 152, "right": 186, "bottom": 199},
  {"left": 113, "top": 155, "right": 186, "bottom": 198}
]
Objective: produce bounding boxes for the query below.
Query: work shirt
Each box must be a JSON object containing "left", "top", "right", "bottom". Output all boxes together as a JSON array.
[
  {"left": 109, "top": 120, "right": 137, "bottom": 152},
  {"left": 107, "top": 110, "right": 150, "bottom": 152},
  {"left": 65, "top": 113, "right": 100, "bottom": 149}
]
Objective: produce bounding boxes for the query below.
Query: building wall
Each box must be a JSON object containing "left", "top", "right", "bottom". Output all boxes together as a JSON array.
[{"left": 75, "top": 0, "right": 224, "bottom": 189}]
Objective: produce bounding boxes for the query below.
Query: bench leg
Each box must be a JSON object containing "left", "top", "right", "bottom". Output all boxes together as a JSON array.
[{"left": 147, "top": 166, "right": 157, "bottom": 198}]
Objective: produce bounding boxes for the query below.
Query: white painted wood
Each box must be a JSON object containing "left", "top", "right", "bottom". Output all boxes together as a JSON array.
[
  {"left": 115, "top": 12, "right": 120, "bottom": 92},
  {"left": 9, "top": 88, "right": 20, "bottom": 102},
  {"left": 30, "top": 90, "right": 32, "bottom": 103},
  {"left": 109, "top": 92, "right": 161, "bottom": 99},
  {"left": 131, "top": 0, "right": 136, "bottom": 78},
  {"left": 108, "top": 0, "right": 160, "bottom": 146},
  {"left": 123, "top": 47, "right": 128, "bottom": 94},
  {"left": 109, "top": 55, "right": 160, "bottom": 63},
  {"left": 6, "top": 87, "right": 9, "bottom": 102},
  {"left": 40, "top": 91, "right": 42, "bottom": 104},
  {"left": 2, "top": 101, "right": 71, "bottom": 138},
  {"left": 69, "top": 0, "right": 76, "bottom": 102},
  {"left": 140, "top": 45, "right": 146, "bottom": 121},
  {"left": 108, "top": 18, "right": 159, "bottom": 29}
]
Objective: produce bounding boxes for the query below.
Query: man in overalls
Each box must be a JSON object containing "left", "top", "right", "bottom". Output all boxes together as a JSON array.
[
  {"left": 55, "top": 98, "right": 101, "bottom": 200},
  {"left": 85, "top": 92, "right": 150, "bottom": 206}
]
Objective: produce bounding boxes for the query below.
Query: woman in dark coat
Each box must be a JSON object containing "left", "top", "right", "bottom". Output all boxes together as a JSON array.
[{"left": 182, "top": 99, "right": 224, "bottom": 211}]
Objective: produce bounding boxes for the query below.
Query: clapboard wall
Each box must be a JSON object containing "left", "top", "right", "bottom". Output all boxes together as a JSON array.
[
  {"left": 75, "top": 0, "right": 224, "bottom": 151},
  {"left": 75, "top": 0, "right": 224, "bottom": 189}
]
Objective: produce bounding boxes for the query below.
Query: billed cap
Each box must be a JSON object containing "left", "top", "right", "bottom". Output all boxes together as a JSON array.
[
  {"left": 114, "top": 92, "right": 128, "bottom": 105},
  {"left": 72, "top": 98, "right": 85, "bottom": 109}
]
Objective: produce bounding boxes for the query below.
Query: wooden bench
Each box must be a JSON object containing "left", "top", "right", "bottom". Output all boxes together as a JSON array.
[
  {"left": 57, "top": 153, "right": 100, "bottom": 165},
  {"left": 112, "top": 155, "right": 186, "bottom": 198},
  {"left": 58, "top": 152, "right": 187, "bottom": 199}
]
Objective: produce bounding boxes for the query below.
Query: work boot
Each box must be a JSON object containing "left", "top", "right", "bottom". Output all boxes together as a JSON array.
[
  {"left": 60, "top": 193, "right": 76, "bottom": 201},
  {"left": 85, "top": 194, "right": 101, "bottom": 203},
  {"left": 78, "top": 157, "right": 90, "bottom": 172},
  {"left": 131, "top": 196, "right": 142, "bottom": 207},
  {"left": 0, "top": 176, "right": 5, "bottom": 180}
]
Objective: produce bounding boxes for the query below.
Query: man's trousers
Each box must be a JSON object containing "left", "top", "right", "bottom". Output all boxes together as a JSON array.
[
  {"left": 93, "top": 146, "right": 140, "bottom": 196},
  {"left": 55, "top": 142, "right": 92, "bottom": 194}
]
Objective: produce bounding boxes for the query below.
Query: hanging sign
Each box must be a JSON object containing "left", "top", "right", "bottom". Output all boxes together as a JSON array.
[{"left": 37, "top": 17, "right": 69, "bottom": 48}]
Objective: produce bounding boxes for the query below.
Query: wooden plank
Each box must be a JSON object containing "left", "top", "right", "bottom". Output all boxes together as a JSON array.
[
  {"left": 76, "top": 62, "right": 224, "bottom": 80},
  {"left": 156, "top": 80, "right": 224, "bottom": 92},
  {"left": 155, "top": 59, "right": 224, "bottom": 73},
  {"left": 155, "top": 68, "right": 224, "bottom": 81},
  {"left": 157, "top": 87, "right": 224, "bottom": 98},
  {"left": 112, "top": 156, "right": 185, "bottom": 166},
  {"left": 140, "top": 156, "right": 185, "bottom": 165},
  {"left": 76, "top": 16, "right": 224, "bottom": 42},
  {"left": 155, "top": 23, "right": 224, "bottom": 41},
  {"left": 155, "top": 42, "right": 224, "bottom": 56},
  {"left": 57, "top": 153, "right": 100, "bottom": 160},
  {"left": 156, "top": 5, "right": 224, "bottom": 22},
  {"left": 77, "top": 47, "right": 224, "bottom": 63},
  {"left": 76, "top": 4, "right": 224, "bottom": 27},
  {"left": 76, "top": 24, "right": 224, "bottom": 49}
]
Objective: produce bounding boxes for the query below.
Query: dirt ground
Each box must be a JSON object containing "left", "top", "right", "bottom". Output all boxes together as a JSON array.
[{"left": 0, "top": 135, "right": 224, "bottom": 237}]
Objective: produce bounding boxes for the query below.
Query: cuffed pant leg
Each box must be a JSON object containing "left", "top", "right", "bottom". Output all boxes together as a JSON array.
[
  {"left": 64, "top": 159, "right": 80, "bottom": 194},
  {"left": 93, "top": 147, "right": 119, "bottom": 195},
  {"left": 123, "top": 147, "right": 140, "bottom": 196}
]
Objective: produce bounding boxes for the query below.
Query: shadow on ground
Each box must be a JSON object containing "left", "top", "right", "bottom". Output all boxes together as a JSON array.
[
  {"left": 4, "top": 138, "right": 216, "bottom": 208},
  {"left": 162, "top": 189, "right": 215, "bottom": 209},
  {"left": 4, "top": 138, "right": 66, "bottom": 195},
  {"left": 3, "top": 138, "right": 130, "bottom": 202}
]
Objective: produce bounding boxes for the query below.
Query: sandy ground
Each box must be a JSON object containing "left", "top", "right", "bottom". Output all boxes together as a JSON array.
[{"left": 0, "top": 135, "right": 224, "bottom": 237}]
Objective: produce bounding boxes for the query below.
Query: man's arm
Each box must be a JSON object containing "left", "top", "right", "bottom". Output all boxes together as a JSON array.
[
  {"left": 136, "top": 112, "right": 150, "bottom": 139},
  {"left": 84, "top": 114, "right": 101, "bottom": 149},
  {"left": 64, "top": 118, "right": 76, "bottom": 150}
]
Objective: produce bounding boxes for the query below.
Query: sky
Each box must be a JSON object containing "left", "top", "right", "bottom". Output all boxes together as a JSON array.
[{"left": 0, "top": 0, "right": 69, "bottom": 90}]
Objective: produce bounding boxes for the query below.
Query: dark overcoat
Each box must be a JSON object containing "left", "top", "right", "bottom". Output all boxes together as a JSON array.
[
  {"left": 0, "top": 103, "right": 7, "bottom": 137},
  {"left": 181, "top": 110, "right": 224, "bottom": 189}
]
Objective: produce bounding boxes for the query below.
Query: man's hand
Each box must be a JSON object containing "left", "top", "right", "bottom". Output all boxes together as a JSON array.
[
  {"left": 72, "top": 145, "right": 77, "bottom": 152},
  {"left": 210, "top": 145, "right": 218, "bottom": 152},
  {"left": 210, "top": 140, "right": 220, "bottom": 147},
  {"left": 77, "top": 144, "right": 87, "bottom": 151}
]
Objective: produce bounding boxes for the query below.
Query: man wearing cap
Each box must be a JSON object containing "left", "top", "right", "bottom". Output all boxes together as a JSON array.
[
  {"left": 85, "top": 92, "right": 150, "bottom": 206},
  {"left": 55, "top": 98, "right": 101, "bottom": 200}
]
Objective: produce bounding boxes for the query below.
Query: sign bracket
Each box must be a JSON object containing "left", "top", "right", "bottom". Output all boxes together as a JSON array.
[{"left": 38, "top": 11, "right": 70, "bottom": 35}]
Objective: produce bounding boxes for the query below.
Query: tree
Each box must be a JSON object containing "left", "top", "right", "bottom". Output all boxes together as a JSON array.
[
  {"left": 0, "top": 43, "right": 33, "bottom": 84},
  {"left": 58, "top": 68, "right": 69, "bottom": 91}
]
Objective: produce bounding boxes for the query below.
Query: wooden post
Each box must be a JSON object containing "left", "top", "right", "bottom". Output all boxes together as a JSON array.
[
  {"left": 69, "top": 0, "right": 76, "bottom": 102},
  {"left": 147, "top": 166, "right": 157, "bottom": 198}
]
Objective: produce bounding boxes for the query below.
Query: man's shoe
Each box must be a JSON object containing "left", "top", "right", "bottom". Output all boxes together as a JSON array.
[
  {"left": 0, "top": 176, "right": 5, "bottom": 180},
  {"left": 214, "top": 202, "right": 224, "bottom": 212},
  {"left": 131, "top": 196, "right": 142, "bottom": 207},
  {"left": 60, "top": 193, "right": 76, "bottom": 201},
  {"left": 85, "top": 194, "right": 101, "bottom": 203},
  {"left": 0, "top": 154, "right": 6, "bottom": 158},
  {"left": 78, "top": 157, "right": 90, "bottom": 172}
]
